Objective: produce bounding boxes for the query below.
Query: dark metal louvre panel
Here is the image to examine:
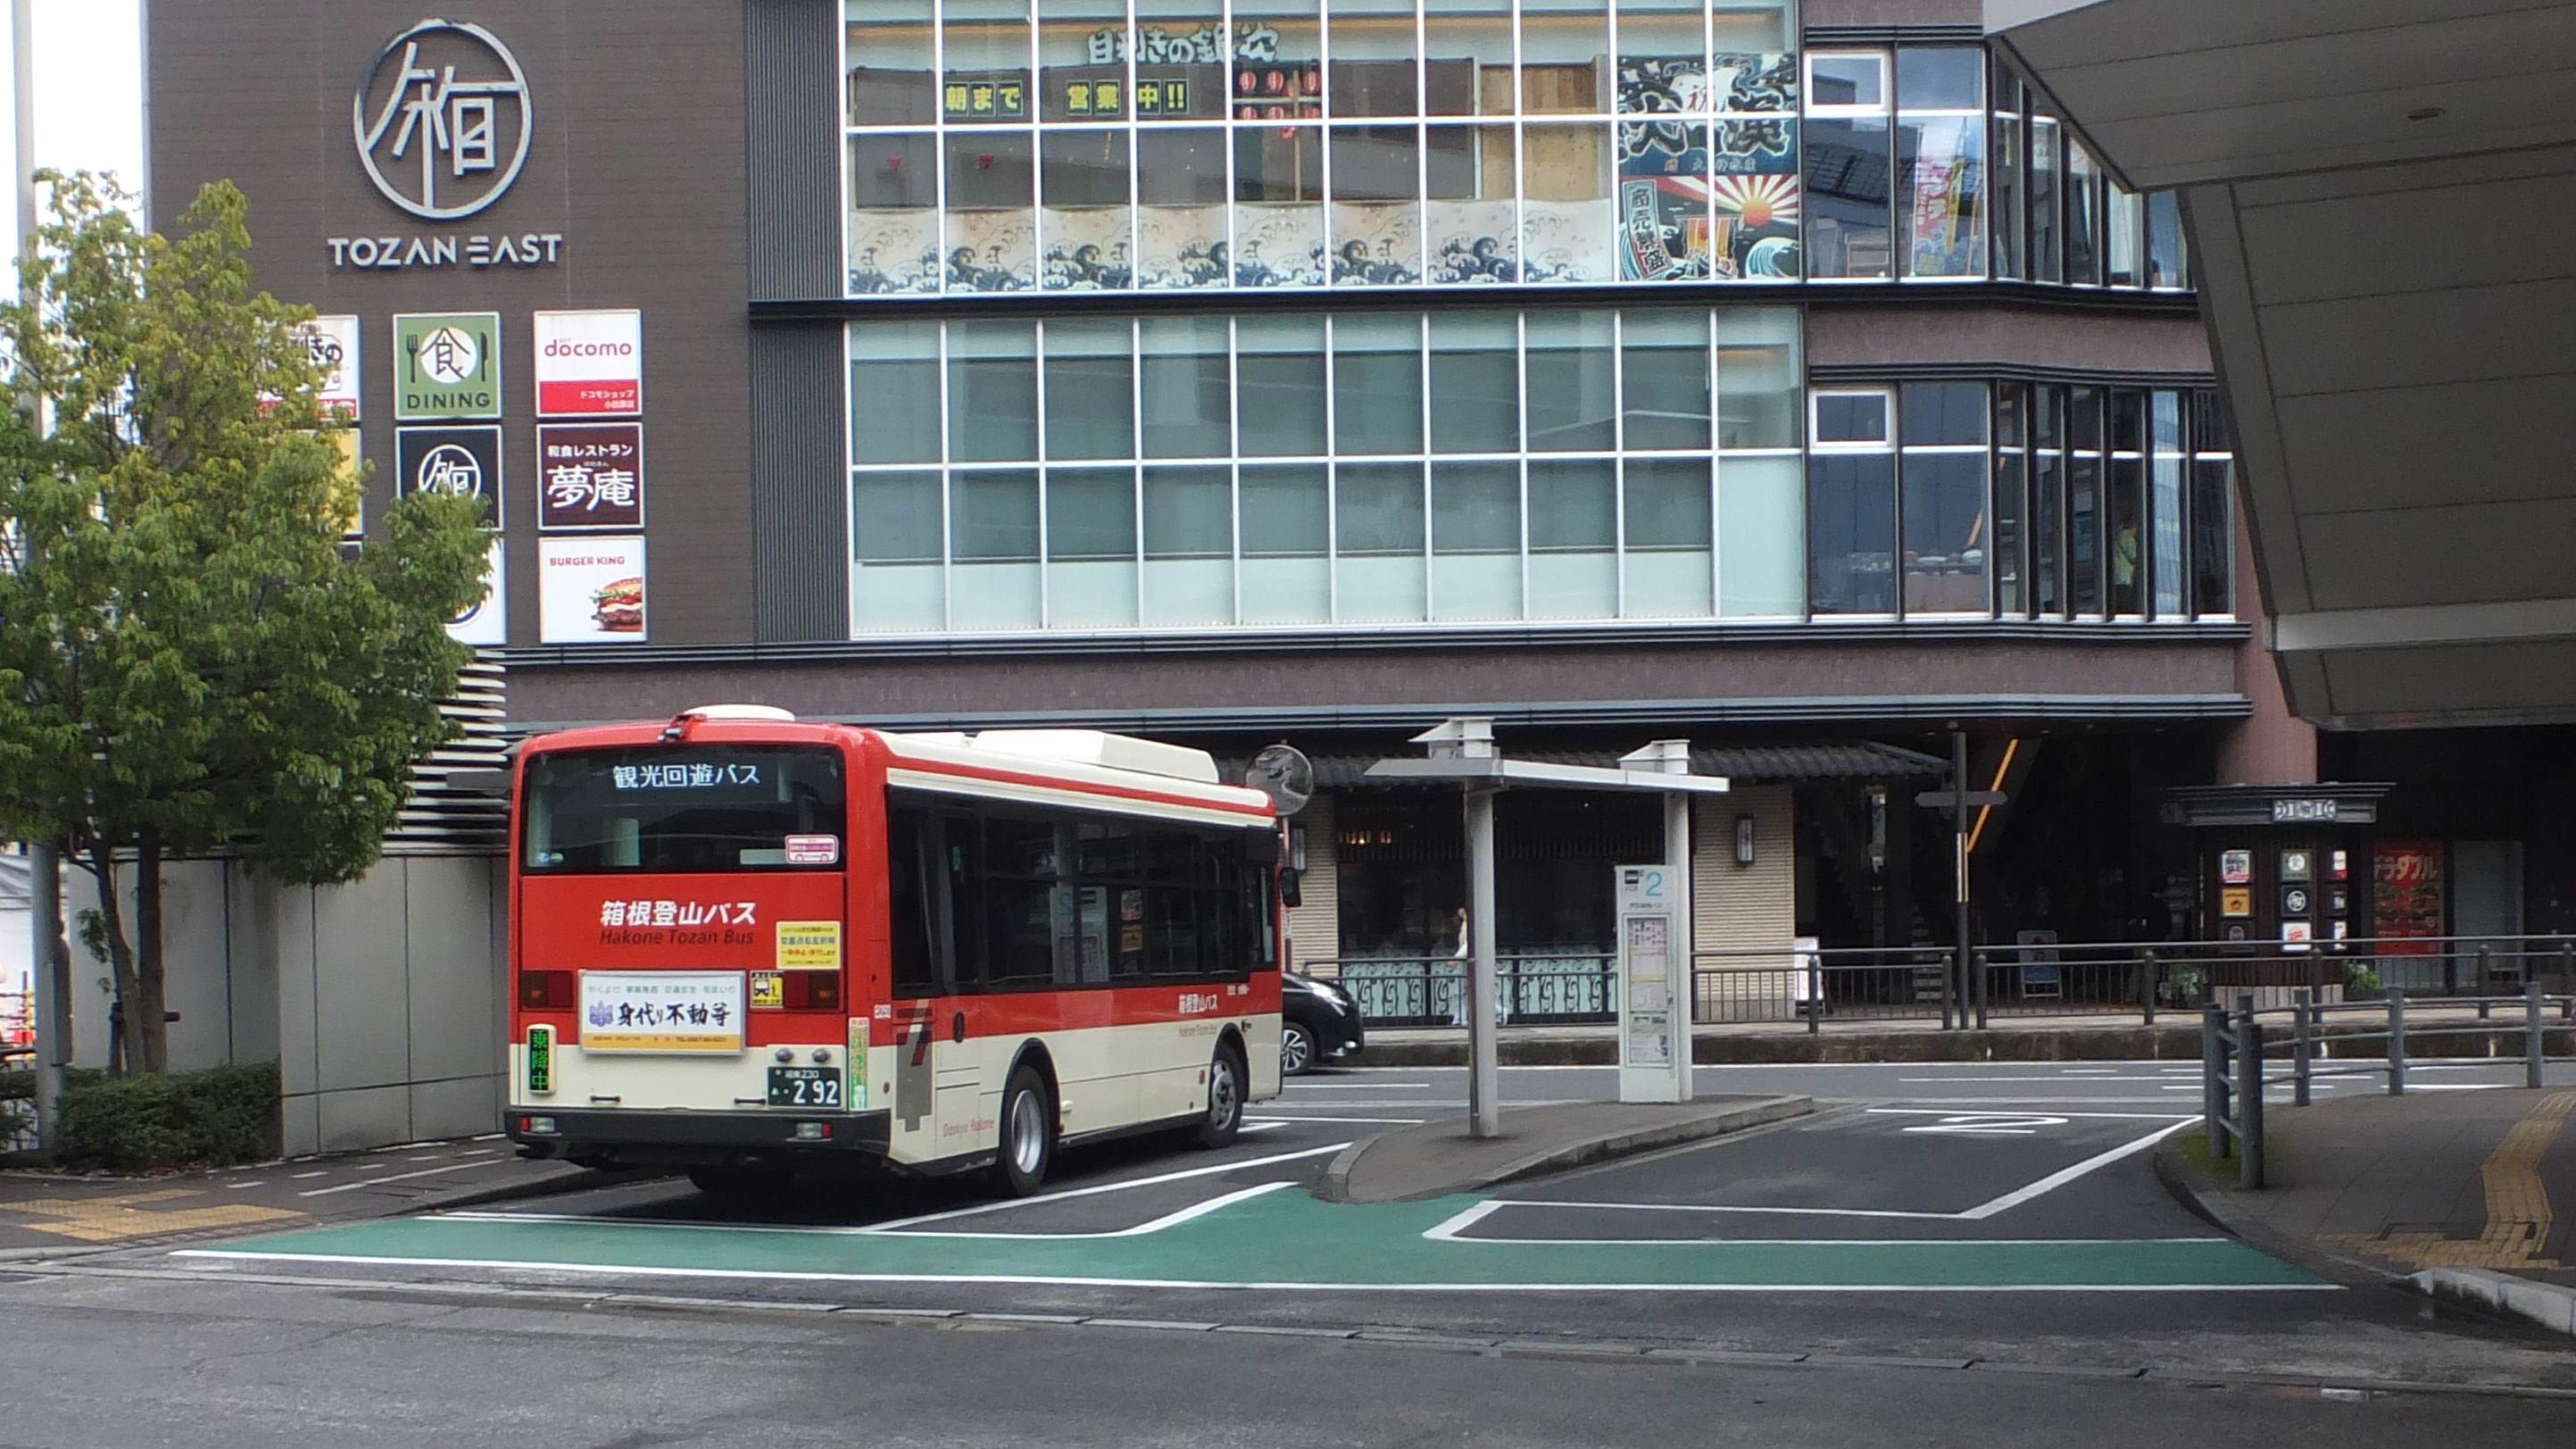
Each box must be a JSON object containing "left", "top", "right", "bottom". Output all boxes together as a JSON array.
[
  {"left": 752, "top": 323, "right": 852, "bottom": 642},
  {"left": 744, "top": 0, "right": 842, "bottom": 302},
  {"left": 388, "top": 656, "right": 510, "bottom": 853}
]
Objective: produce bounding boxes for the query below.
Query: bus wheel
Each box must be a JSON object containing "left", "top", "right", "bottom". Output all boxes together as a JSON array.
[
  {"left": 991, "top": 1065, "right": 1054, "bottom": 1197},
  {"left": 1194, "top": 1045, "right": 1245, "bottom": 1149},
  {"left": 686, "top": 1166, "right": 792, "bottom": 1202}
]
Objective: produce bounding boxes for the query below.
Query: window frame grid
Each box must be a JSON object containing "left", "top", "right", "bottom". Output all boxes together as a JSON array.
[{"left": 844, "top": 8, "right": 2192, "bottom": 300}]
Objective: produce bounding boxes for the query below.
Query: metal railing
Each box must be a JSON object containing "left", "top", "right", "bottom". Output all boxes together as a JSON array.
[
  {"left": 1299, "top": 934, "right": 2576, "bottom": 1035},
  {"left": 2200, "top": 984, "right": 2576, "bottom": 1188},
  {"left": 1305, "top": 954, "right": 1618, "bottom": 1028},
  {"left": 1692, "top": 945, "right": 1958, "bottom": 1030}
]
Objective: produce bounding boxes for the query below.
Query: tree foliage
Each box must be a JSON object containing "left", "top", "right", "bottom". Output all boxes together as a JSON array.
[{"left": 0, "top": 172, "right": 489, "bottom": 1073}]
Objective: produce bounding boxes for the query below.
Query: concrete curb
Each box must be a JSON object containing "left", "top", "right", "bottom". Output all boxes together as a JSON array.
[
  {"left": 2410, "top": 1269, "right": 2576, "bottom": 1339},
  {"left": 2149, "top": 1146, "right": 2396, "bottom": 1292},
  {"left": 2152, "top": 1144, "right": 2576, "bottom": 1340},
  {"left": 1316, "top": 1095, "right": 1813, "bottom": 1203}
]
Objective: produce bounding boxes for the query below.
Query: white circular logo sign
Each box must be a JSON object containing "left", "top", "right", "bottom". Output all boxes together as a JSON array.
[
  {"left": 353, "top": 21, "right": 533, "bottom": 221},
  {"left": 417, "top": 444, "right": 486, "bottom": 498}
]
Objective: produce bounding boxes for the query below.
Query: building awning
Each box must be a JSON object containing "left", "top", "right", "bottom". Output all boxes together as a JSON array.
[{"left": 1235, "top": 742, "right": 1946, "bottom": 791}]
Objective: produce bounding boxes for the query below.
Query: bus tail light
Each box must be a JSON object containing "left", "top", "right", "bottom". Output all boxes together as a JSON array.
[
  {"left": 519, "top": 970, "right": 574, "bottom": 1010},
  {"left": 781, "top": 973, "right": 842, "bottom": 1011}
]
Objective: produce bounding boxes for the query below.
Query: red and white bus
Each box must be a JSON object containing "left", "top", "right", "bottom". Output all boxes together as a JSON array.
[{"left": 503, "top": 707, "right": 1283, "bottom": 1196}]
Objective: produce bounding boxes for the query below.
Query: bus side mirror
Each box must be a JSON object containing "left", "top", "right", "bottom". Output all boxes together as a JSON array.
[
  {"left": 447, "top": 769, "right": 511, "bottom": 798},
  {"left": 1279, "top": 868, "right": 1302, "bottom": 910}
]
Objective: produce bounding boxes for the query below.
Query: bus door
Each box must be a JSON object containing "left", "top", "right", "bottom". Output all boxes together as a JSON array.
[{"left": 885, "top": 799, "right": 993, "bottom": 1167}]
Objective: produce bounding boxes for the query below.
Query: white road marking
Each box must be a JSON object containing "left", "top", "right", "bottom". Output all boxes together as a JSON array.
[
  {"left": 1899, "top": 1114, "right": 2068, "bottom": 1137},
  {"left": 1961, "top": 1120, "right": 2192, "bottom": 1219},
  {"left": 1500, "top": 1120, "right": 2192, "bottom": 1226},
  {"left": 451, "top": 1143, "right": 1356, "bottom": 1238},
  {"left": 1248, "top": 1114, "right": 1427, "bottom": 1124},
  {"left": 875, "top": 1181, "right": 1297, "bottom": 1241},
  {"left": 288, "top": 1171, "right": 328, "bottom": 1180},
  {"left": 300, "top": 1161, "right": 499, "bottom": 1196},
  {"left": 169, "top": 1250, "right": 2341, "bottom": 1295},
  {"left": 1287, "top": 1082, "right": 1431, "bottom": 1090},
  {"left": 858, "top": 1143, "right": 1352, "bottom": 1232},
  {"left": 1864, "top": 1108, "right": 2193, "bottom": 1121},
  {"left": 225, "top": 1181, "right": 265, "bottom": 1189}
]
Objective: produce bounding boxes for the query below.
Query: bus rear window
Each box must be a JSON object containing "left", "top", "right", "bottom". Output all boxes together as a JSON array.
[{"left": 522, "top": 746, "right": 845, "bottom": 873}]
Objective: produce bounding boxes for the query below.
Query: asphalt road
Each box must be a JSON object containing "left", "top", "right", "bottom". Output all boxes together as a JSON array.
[
  {"left": 11, "top": 1270, "right": 2576, "bottom": 1449},
  {"left": 7, "top": 1059, "right": 2572, "bottom": 1446}
]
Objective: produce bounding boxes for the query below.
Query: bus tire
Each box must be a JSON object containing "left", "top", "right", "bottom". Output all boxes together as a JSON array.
[
  {"left": 1194, "top": 1043, "right": 1246, "bottom": 1149},
  {"left": 991, "top": 1064, "right": 1054, "bottom": 1197}
]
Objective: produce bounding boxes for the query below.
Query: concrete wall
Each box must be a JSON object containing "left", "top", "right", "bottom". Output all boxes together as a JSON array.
[
  {"left": 1692, "top": 787, "right": 1800, "bottom": 1020},
  {"left": 1285, "top": 795, "right": 1341, "bottom": 974},
  {"left": 65, "top": 854, "right": 507, "bottom": 1156}
]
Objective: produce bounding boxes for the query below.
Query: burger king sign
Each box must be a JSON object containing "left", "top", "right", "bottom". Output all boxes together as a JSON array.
[{"left": 538, "top": 536, "right": 648, "bottom": 643}]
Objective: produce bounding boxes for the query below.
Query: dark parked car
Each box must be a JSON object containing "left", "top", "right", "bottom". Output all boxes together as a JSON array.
[{"left": 1280, "top": 971, "right": 1363, "bottom": 1076}]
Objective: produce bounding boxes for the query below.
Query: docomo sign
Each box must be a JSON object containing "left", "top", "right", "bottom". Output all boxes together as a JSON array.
[{"left": 534, "top": 310, "right": 644, "bottom": 417}]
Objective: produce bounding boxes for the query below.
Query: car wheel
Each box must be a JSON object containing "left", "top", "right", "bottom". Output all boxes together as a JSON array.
[
  {"left": 1194, "top": 1044, "right": 1246, "bottom": 1149},
  {"left": 1280, "top": 1020, "right": 1317, "bottom": 1078},
  {"left": 990, "top": 1064, "right": 1054, "bottom": 1197}
]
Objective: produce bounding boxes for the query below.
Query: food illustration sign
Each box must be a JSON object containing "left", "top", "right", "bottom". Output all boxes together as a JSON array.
[
  {"left": 537, "top": 535, "right": 647, "bottom": 643},
  {"left": 2372, "top": 841, "right": 2443, "bottom": 955}
]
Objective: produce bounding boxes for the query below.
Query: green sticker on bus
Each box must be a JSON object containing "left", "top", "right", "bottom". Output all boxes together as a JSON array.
[{"left": 527, "top": 1025, "right": 553, "bottom": 1095}]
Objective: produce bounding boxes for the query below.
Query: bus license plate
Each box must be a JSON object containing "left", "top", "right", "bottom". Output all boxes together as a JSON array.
[{"left": 767, "top": 1066, "right": 843, "bottom": 1109}]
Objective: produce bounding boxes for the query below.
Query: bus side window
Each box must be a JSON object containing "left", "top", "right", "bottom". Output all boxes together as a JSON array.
[
  {"left": 941, "top": 810, "right": 985, "bottom": 994},
  {"left": 889, "top": 803, "right": 938, "bottom": 999}
]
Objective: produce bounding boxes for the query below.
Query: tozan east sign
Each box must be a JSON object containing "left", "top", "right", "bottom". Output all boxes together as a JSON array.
[{"left": 330, "top": 19, "right": 566, "bottom": 271}]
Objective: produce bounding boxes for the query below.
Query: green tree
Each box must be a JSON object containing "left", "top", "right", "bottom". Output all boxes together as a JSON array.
[{"left": 0, "top": 172, "right": 489, "bottom": 1074}]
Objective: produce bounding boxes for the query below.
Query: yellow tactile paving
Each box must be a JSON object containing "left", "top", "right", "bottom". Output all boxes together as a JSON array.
[
  {"left": 0, "top": 1187, "right": 307, "bottom": 1243},
  {"left": 2326, "top": 1091, "right": 2573, "bottom": 1272}
]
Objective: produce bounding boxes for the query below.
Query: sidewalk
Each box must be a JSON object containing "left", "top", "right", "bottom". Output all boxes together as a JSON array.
[
  {"left": 2159, "top": 1086, "right": 2576, "bottom": 1337},
  {"left": 1317, "top": 1095, "right": 1812, "bottom": 1203},
  {"left": 1352, "top": 1007, "right": 2574, "bottom": 1066},
  {"left": 0, "top": 1137, "right": 622, "bottom": 1258}
]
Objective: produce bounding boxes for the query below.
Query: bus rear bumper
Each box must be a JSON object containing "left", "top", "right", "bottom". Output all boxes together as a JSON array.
[{"left": 505, "top": 1105, "right": 893, "bottom": 1170}]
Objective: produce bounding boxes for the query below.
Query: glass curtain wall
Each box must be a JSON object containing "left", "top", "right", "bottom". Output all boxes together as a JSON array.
[
  {"left": 844, "top": 9, "right": 2185, "bottom": 296},
  {"left": 849, "top": 306, "right": 1801, "bottom": 632},
  {"left": 853, "top": 340, "right": 2235, "bottom": 635},
  {"left": 848, "top": 0, "right": 1801, "bottom": 293},
  {"left": 1987, "top": 51, "right": 2183, "bottom": 290}
]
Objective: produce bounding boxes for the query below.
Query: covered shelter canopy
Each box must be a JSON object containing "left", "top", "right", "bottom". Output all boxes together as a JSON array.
[{"left": 1989, "top": 1, "right": 2576, "bottom": 729}]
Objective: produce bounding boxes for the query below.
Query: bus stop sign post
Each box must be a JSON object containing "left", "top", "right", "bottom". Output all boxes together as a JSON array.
[
  {"left": 1370, "top": 720, "right": 1725, "bottom": 1138},
  {"left": 1616, "top": 740, "right": 1694, "bottom": 1105}
]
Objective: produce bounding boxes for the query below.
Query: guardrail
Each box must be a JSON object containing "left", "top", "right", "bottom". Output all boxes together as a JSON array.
[
  {"left": 1303, "top": 955, "right": 1618, "bottom": 1028},
  {"left": 2199, "top": 985, "right": 2576, "bottom": 1188},
  {"left": 1297, "top": 934, "right": 2576, "bottom": 1034}
]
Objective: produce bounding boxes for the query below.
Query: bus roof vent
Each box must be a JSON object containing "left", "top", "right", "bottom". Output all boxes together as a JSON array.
[
  {"left": 678, "top": 704, "right": 797, "bottom": 721},
  {"left": 966, "top": 729, "right": 1219, "bottom": 784}
]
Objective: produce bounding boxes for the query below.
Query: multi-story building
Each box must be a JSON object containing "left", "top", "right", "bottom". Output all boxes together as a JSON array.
[{"left": 147, "top": 0, "right": 2378, "bottom": 1062}]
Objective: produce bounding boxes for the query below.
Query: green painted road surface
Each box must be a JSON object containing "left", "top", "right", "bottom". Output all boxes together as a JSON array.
[{"left": 185, "top": 1187, "right": 2331, "bottom": 1292}]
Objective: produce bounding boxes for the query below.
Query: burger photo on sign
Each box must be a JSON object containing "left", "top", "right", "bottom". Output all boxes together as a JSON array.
[{"left": 591, "top": 576, "right": 644, "bottom": 633}]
